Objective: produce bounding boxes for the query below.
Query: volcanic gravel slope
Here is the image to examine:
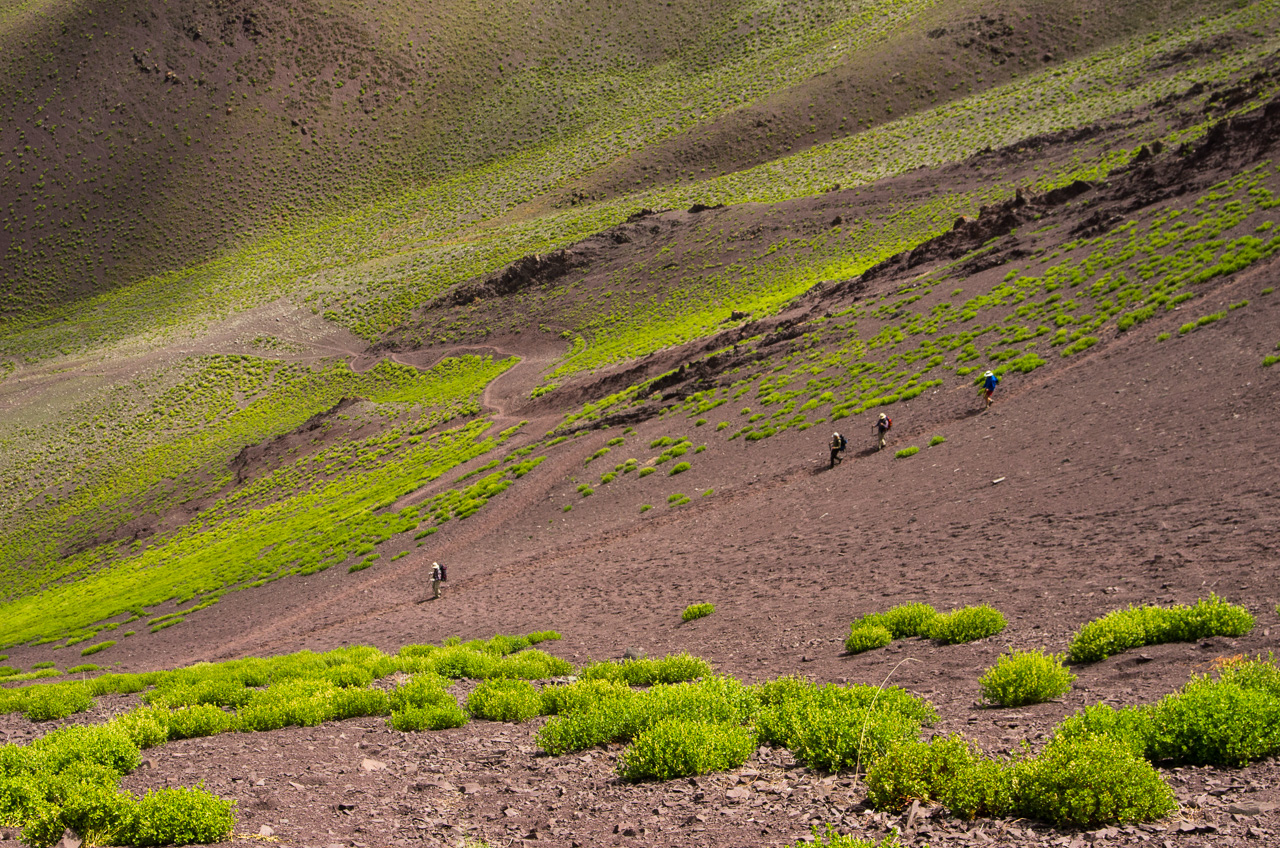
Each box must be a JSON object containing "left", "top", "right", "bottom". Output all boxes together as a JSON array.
[{"left": 5, "top": 59, "right": 1280, "bottom": 848}]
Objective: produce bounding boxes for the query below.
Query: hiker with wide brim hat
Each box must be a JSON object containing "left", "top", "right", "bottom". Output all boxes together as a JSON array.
[{"left": 875, "top": 413, "right": 892, "bottom": 451}]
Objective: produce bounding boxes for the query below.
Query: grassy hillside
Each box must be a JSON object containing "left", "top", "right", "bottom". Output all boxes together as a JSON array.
[
  {"left": 0, "top": 0, "right": 1242, "bottom": 318},
  {"left": 1, "top": 0, "right": 1279, "bottom": 653}
]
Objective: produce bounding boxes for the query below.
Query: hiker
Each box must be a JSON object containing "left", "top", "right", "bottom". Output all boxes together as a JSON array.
[
  {"left": 874, "top": 413, "right": 892, "bottom": 451},
  {"left": 430, "top": 561, "right": 444, "bottom": 600},
  {"left": 828, "top": 431, "right": 847, "bottom": 467},
  {"left": 982, "top": 370, "right": 1000, "bottom": 408}
]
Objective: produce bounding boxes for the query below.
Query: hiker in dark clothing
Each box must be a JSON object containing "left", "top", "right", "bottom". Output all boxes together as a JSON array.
[
  {"left": 875, "top": 413, "right": 892, "bottom": 451},
  {"left": 829, "top": 431, "right": 846, "bottom": 467}
]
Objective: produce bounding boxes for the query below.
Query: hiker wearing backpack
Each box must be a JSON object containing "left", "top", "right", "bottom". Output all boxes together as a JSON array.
[
  {"left": 829, "top": 431, "right": 847, "bottom": 468},
  {"left": 430, "top": 561, "right": 445, "bottom": 600},
  {"left": 874, "top": 413, "right": 892, "bottom": 451},
  {"left": 982, "top": 370, "right": 999, "bottom": 409}
]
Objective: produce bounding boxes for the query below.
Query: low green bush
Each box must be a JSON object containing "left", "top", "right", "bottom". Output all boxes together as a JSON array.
[
  {"left": 617, "top": 719, "right": 755, "bottom": 781},
  {"left": 682, "top": 603, "right": 714, "bottom": 622},
  {"left": 541, "top": 678, "right": 634, "bottom": 715},
  {"left": 1013, "top": 735, "right": 1175, "bottom": 827},
  {"left": 926, "top": 605, "right": 1006, "bottom": 644},
  {"left": 928, "top": 435, "right": 946, "bottom": 446},
  {"left": 855, "top": 603, "right": 938, "bottom": 639},
  {"left": 23, "top": 684, "right": 94, "bottom": 721},
  {"left": 669, "top": 462, "right": 691, "bottom": 475},
  {"left": 165, "top": 705, "right": 234, "bottom": 740},
  {"left": 894, "top": 447, "right": 919, "bottom": 458},
  {"left": 756, "top": 681, "right": 935, "bottom": 773},
  {"left": 388, "top": 701, "right": 469, "bottom": 731},
  {"left": 844, "top": 625, "right": 892, "bottom": 654},
  {"left": 79, "top": 641, "right": 116, "bottom": 657},
  {"left": 537, "top": 675, "right": 755, "bottom": 756},
  {"left": 579, "top": 653, "right": 712, "bottom": 686},
  {"left": 866, "top": 735, "right": 1012, "bottom": 819},
  {"left": 130, "top": 784, "right": 236, "bottom": 846},
  {"left": 65, "top": 664, "right": 100, "bottom": 674},
  {"left": 796, "top": 825, "right": 900, "bottom": 847},
  {"left": 979, "top": 649, "right": 1076, "bottom": 707},
  {"left": 1068, "top": 595, "right": 1254, "bottom": 663},
  {"left": 466, "top": 679, "right": 543, "bottom": 723}
]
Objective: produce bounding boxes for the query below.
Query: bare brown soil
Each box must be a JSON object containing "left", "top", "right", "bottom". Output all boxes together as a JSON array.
[{"left": 4, "top": 53, "right": 1280, "bottom": 848}]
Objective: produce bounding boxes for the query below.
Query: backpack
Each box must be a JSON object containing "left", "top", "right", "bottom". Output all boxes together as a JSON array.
[
  {"left": 879, "top": 417, "right": 891, "bottom": 431},
  {"left": 439, "top": 563, "right": 447, "bottom": 581},
  {"left": 839, "top": 433, "right": 848, "bottom": 451}
]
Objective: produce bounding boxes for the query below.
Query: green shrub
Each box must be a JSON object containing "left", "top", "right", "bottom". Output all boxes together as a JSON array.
[
  {"left": 894, "top": 447, "right": 919, "bottom": 458},
  {"left": 669, "top": 462, "right": 691, "bottom": 475},
  {"left": 537, "top": 676, "right": 755, "bottom": 756},
  {"left": 928, "top": 435, "right": 946, "bottom": 446},
  {"left": 65, "top": 664, "right": 100, "bottom": 674},
  {"left": 1068, "top": 595, "right": 1254, "bottom": 663},
  {"left": 20, "top": 782, "right": 136, "bottom": 848},
  {"left": 617, "top": 719, "right": 755, "bottom": 781},
  {"left": 681, "top": 603, "right": 714, "bottom": 622},
  {"left": 108, "top": 707, "right": 171, "bottom": 750},
  {"left": 1013, "top": 735, "right": 1175, "bottom": 827},
  {"left": 80, "top": 641, "right": 116, "bottom": 657},
  {"left": 926, "top": 605, "right": 1006, "bottom": 644},
  {"left": 323, "top": 664, "right": 374, "bottom": 689},
  {"left": 541, "top": 679, "right": 633, "bottom": 715},
  {"left": 579, "top": 653, "right": 712, "bottom": 686},
  {"left": 466, "top": 679, "right": 543, "bottom": 723},
  {"left": 863, "top": 603, "right": 938, "bottom": 639},
  {"left": 130, "top": 785, "right": 236, "bottom": 846},
  {"left": 1145, "top": 674, "right": 1280, "bottom": 767},
  {"left": 796, "top": 825, "right": 900, "bottom": 847},
  {"left": 979, "top": 649, "right": 1076, "bottom": 707},
  {"left": 23, "top": 684, "right": 94, "bottom": 721},
  {"left": 756, "top": 681, "right": 935, "bottom": 773},
  {"left": 389, "top": 701, "right": 469, "bottom": 731},
  {"left": 164, "top": 705, "right": 234, "bottom": 740},
  {"left": 638, "top": 467, "right": 655, "bottom": 477},
  {"left": 866, "top": 735, "right": 1012, "bottom": 819},
  {"left": 388, "top": 674, "right": 453, "bottom": 711},
  {"left": 844, "top": 625, "right": 891, "bottom": 654}
]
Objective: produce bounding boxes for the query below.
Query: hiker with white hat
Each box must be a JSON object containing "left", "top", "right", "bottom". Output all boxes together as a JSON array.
[
  {"left": 982, "top": 370, "right": 1000, "bottom": 409},
  {"left": 874, "top": 413, "right": 892, "bottom": 451}
]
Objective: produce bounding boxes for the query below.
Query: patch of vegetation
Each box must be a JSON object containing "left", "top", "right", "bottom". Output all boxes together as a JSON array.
[
  {"left": 979, "top": 649, "right": 1076, "bottom": 707},
  {"left": 926, "top": 605, "right": 1006, "bottom": 644},
  {"left": 1068, "top": 595, "right": 1254, "bottom": 663},
  {"left": 681, "top": 603, "right": 715, "bottom": 622}
]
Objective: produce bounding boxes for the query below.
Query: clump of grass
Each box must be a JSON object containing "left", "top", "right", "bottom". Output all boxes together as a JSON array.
[
  {"left": 579, "top": 653, "right": 711, "bottom": 686},
  {"left": 844, "top": 625, "right": 892, "bottom": 654},
  {"left": 80, "top": 641, "right": 116, "bottom": 657},
  {"left": 928, "top": 435, "right": 946, "bottom": 446},
  {"left": 682, "top": 603, "right": 714, "bottom": 622},
  {"left": 756, "top": 679, "right": 936, "bottom": 773},
  {"left": 466, "top": 679, "right": 543, "bottom": 723},
  {"left": 617, "top": 718, "right": 755, "bottom": 781},
  {"left": 1067, "top": 595, "right": 1254, "bottom": 663},
  {"left": 866, "top": 735, "right": 1012, "bottom": 819},
  {"left": 894, "top": 446, "right": 919, "bottom": 458},
  {"left": 669, "top": 461, "right": 691, "bottom": 475},
  {"left": 926, "top": 605, "right": 1006, "bottom": 644},
  {"left": 1013, "top": 735, "right": 1176, "bottom": 827},
  {"left": 979, "top": 649, "right": 1076, "bottom": 707}
]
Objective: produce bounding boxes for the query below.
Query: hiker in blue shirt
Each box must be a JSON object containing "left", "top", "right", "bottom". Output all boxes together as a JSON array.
[{"left": 982, "top": 371, "right": 999, "bottom": 409}]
